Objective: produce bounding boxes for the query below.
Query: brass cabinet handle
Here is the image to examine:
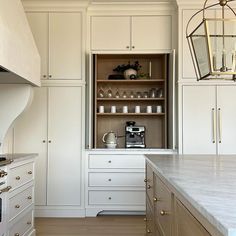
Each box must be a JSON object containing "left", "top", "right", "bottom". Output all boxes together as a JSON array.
[
  {"left": 15, "top": 233, "right": 20, "bottom": 236},
  {"left": 27, "top": 196, "right": 32, "bottom": 200},
  {"left": 0, "top": 170, "right": 7, "bottom": 178},
  {"left": 28, "top": 171, "right": 32, "bottom": 175},
  {"left": 43, "top": 140, "right": 46, "bottom": 143},
  {"left": 15, "top": 176, "right": 20, "bottom": 180},
  {"left": 160, "top": 210, "right": 168, "bottom": 216},
  {"left": 108, "top": 160, "right": 111, "bottom": 163},
  {"left": 0, "top": 186, "right": 12, "bottom": 194},
  {"left": 147, "top": 229, "right": 151, "bottom": 233},
  {"left": 43, "top": 75, "right": 47, "bottom": 78},
  {"left": 27, "top": 221, "right": 32, "bottom": 225},
  {"left": 144, "top": 179, "right": 147, "bottom": 183},
  {"left": 153, "top": 197, "right": 160, "bottom": 202},
  {"left": 108, "top": 179, "right": 111, "bottom": 182},
  {"left": 132, "top": 46, "right": 135, "bottom": 49},
  {"left": 15, "top": 204, "right": 20, "bottom": 209},
  {"left": 126, "top": 46, "right": 130, "bottom": 49},
  {"left": 48, "top": 140, "right": 52, "bottom": 143},
  {"left": 49, "top": 75, "right": 52, "bottom": 78},
  {"left": 108, "top": 197, "right": 112, "bottom": 200},
  {"left": 143, "top": 217, "right": 147, "bottom": 221},
  {"left": 218, "top": 108, "right": 222, "bottom": 143},
  {"left": 147, "top": 185, "right": 151, "bottom": 189},
  {"left": 212, "top": 108, "right": 216, "bottom": 143}
]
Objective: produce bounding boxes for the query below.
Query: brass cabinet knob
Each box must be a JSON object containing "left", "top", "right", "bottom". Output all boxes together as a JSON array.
[
  {"left": 126, "top": 46, "right": 130, "bottom": 49},
  {"left": 143, "top": 217, "right": 147, "bottom": 221},
  {"left": 0, "top": 171, "right": 7, "bottom": 178},
  {"left": 108, "top": 197, "right": 112, "bottom": 200},
  {"left": 147, "top": 229, "right": 151, "bottom": 233},
  {"left": 15, "top": 176, "right": 20, "bottom": 180},
  {"left": 28, "top": 171, "right": 32, "bottom": 175},
  {"left": 43, "top": 140, "right": 46, "bottom": 143},
  {"left": 144, "top": 179, "right": 147, "bottom": 183},
  {"left": 147, "top": 185, "right": 151, "bottom": 189},
  {"left": 48, "top": 140, "right": 52, "bottom": 143},
  {"left": 43, "top": 75, "right": 47, "bottom": 78},
  {"left": 108, "top": 179, "right": 111, "bottom": 182},
  {"left": 160, "top": 210, "right": 167, "bottom": 216},
  {"left": 108, "top": 160, "right": 111, "bottom": 163},
  {"left": 27, "top": 221, "right": 32, "bottom": 225},
  {"left": 15, "top": 233, "right": 20, "bottom": 236},
  {"left": 27, "top": 196, "right": 32, "bottom": 200},
  {"left": 15, "top": 204, "right": 20, "bottom": 209},
  {"left": 49, "top": 75, "right": 52, "bottom": 78},
  {"left": 132, "top": 46, "right": 135, "bottom": 49}
]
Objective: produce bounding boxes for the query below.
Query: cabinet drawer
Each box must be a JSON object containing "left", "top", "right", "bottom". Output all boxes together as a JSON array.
[
  {"left": 9, "top": 186, "right": 33, "bottom": 221},
  {"left": 9, "top": 162, "right": 34, "bottom": 190},
  {"left": 9, "top": 208, "right": 34, "bottom": 236},
  {"left": 154, "top": 174, "right": 172, "bottom": 236},
  {"left": 146, "top": 198, "right": 155, "bottom": 235},
  {"left": 89, "top": 155, "right": 145, "bottom": 169},
  {"left": 89, "top": 172, "right": 145, "bottom": 187},
  {"left": 88, "top": 190, "right": 145, "bottom": 205},
  {"left": 146, "top": 164, "right": 154, "bottom": 205}
]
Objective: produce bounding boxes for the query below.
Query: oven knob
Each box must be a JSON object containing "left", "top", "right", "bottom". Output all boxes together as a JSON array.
[{"left": 0, "top": 171, "right": 7, "bottom": 178}]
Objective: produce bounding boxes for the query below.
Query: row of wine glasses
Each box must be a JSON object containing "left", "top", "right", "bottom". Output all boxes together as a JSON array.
[{"left": 97, "top": 87, "right": 163, "bottom": 99}]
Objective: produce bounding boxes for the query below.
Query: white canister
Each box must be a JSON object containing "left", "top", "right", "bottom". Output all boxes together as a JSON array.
[
  {"left": 99, "top": 105, "right": 104, "bottom": 113},
  {"left": 156, "top": 105, "right": 162, "bottom": 113},
  {"left": 135, "top": 105, "right": 140, "bottom": 113},
  {"left": 146, "top": 106, "right": 152, "bottom": 113},
  {"left": 111, "top": 106, "right": 116, "bottom": 113},
  {"left": 123, "top": 106, "right": 128, "bottom": 113}
]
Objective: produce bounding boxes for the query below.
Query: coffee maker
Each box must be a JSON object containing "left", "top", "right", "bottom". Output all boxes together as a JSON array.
[{"left": 125, "top": 121, "right": 145, "bottom": 148}]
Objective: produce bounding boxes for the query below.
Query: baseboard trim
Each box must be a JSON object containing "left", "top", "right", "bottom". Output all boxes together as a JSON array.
[{"left": 35, "top": 207, "right": 86, "bottom": 217}]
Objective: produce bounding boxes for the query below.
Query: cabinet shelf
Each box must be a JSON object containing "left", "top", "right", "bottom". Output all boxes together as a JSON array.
[
  {"left": 97, "top": 98, "right": 165, "bottom": 101},
  {"left": 97, "top": 79, "right": 165, "bottom": 83},
  {"left": 97, "top": 113, "right": 165, "bottom": 116}
]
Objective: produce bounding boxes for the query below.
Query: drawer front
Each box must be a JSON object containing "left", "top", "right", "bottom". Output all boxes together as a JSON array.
[
  {"left": 89, "top": 155, "right": 145, "bottom": 169},
  {"left": 89, "top": 190, "right": 145, "bottom": 205},
  {"left": 9, "top": 209, "right": 34, "bottom": 236},
  {"left": 146, "top": 164, "right": 154, "bottom": 205},
  {"left": 9, "top": 186, "right": 33, "bottom": 221},
  {"left": 89, "top": 172, "right": 145, "bottom": 187},
  {"left": 154, "top": 174, "right": 172, "bottom": 236},
  {"left": 9, "top": 162, "right": 34, "bottom": 190}
]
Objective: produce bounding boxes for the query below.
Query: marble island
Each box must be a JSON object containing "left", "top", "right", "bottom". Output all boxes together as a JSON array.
[{"left": 146, "top": 154, "right": 236, "bottom": 236}]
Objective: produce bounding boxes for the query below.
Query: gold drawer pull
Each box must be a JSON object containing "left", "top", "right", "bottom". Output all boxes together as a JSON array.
[
  {"left": 27, "top": 196, "right": 32, "bottom": 200},
  {"left": 15, "top": 204, "right": 20, "bottom": 209},
  {"left": 15, "top": 233, "right": 20, "bottom": 236},
  {"left": 28, "top": 171, "right": 32, "bottom": 175},
  {"left": 15, "top": 176, "right": 20, "bottom": 180},
  {"left": 160, "top": 210, "right": 168, "bottom": 216},
  {"left": 153, "top": 197, "right": 160, "bottom": 202},
  {"left": 27, "top": 221, "right": 32, "bottom": 225},
  {"left": 143, "top": 217, "right": 147, "bottom": 221},
  {"left": 147, "top": 229, "right": 151, "bottom": 233},
  {"left": 144, "top": 179, "right": 147, "bottom": 183},
  {"left": 147, "top": 185, "right": 151, "bottom": 189}
]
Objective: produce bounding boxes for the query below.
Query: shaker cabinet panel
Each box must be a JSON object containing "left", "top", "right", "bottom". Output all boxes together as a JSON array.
[
  {"left": 217, "top": 86, "right": 236, "bottom": 154},
  {"left": 49, "top": 13, "right": 82, "bottom": 79},
  {"left": 91, "top": 16, "right": 130, "bottom": 51},
  {"left": 26, "top": 13, "right": 48, "bottom": 80},
  {"left": 47, "top": 87, "right": 82, "bottom": 205},
  {"left": 132, "top": 16, "right": 172, "bottom": 50},
  {"left": 14, "top": 88, "right": 48, "bottom": 206},
  {"left": 182, "top": 86, "right": 216, "bottom": 154}
]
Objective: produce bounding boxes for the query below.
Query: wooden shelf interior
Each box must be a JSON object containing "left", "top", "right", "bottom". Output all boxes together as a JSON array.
[{"left": 93, "top": 53, "right": 168, "bottom": 149}]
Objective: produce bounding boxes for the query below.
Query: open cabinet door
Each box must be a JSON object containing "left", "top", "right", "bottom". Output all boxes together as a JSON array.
[{"left": 168, "top": 50, "right": 176, "bottom": 150}]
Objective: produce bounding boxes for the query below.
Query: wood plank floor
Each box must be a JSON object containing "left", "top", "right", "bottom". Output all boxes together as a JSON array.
[{"left": 35, "top": 216, "right": 146, "bottom": 236}]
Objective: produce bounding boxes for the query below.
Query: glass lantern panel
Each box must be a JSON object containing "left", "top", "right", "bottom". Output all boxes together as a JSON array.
[
  {"left": 213, "top": 19, "right": 236, "bottom": 75},
  {"left": 190, "top": 21, "right": 210, "bottom": 78}
]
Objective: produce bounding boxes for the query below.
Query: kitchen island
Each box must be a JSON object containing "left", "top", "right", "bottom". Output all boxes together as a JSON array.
[{"left": 145, "top": 154, "right": 236, "bottom": 236}]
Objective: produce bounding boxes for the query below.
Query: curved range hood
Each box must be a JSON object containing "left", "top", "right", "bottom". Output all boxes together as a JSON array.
[{"left": 0, "top": 0, "right": 40, "bottom": 86}]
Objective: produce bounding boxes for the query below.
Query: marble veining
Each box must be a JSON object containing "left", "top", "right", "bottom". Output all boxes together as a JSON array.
[{"left": 146, "top": 154, "right": 236, "bottom": 236}]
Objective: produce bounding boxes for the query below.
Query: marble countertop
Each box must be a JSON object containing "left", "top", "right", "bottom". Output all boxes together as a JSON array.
[
  {"left": 146, "top": 154, "right": 236, "bottom": 236},
  {"left": 0, "top": 153, "right": 37, "bottom": 166}
]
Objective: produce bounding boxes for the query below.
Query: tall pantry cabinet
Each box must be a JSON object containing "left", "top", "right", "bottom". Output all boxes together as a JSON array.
[{"left": 13, "top": 7, "right": 85, "bottom": 216}]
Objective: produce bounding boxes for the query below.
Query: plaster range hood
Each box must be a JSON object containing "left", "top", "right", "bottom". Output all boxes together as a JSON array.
[{"left": 0, "top": 0, "right": 41, "bottom": 153}]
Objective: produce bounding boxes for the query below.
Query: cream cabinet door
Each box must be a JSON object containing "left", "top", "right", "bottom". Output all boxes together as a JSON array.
[
  {"left": 13, "top": 88, "right": 48, "bottom": 206},
  {"left": 26, "top": 13, "right": 48, "bottom": 80},
  {"left": 217, "top": 86, "right": 236, "bottom": 154},
  {"left": 132, "top": 16, "right": 172, "bottom": 50},
  {"left": 47, "top": 87, "right": 82, "bottom": 205},
  {"left": 49, "top": 13, "right": 82, "bottom": 80},
  {"left": 182, "top": 86, "right": 217, "bottom": 154},
  {"left": 91, "top": 16, "right": 130, "bottom": 51}
]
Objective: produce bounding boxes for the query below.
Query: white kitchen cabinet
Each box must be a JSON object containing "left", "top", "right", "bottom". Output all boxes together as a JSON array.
[
  {"left": 26, "top": 12, "right": 82, "bottom": 80},
  {"left": 182, "top": 85, "right": 236, "bottom": 154},
  {"left": 85, "top": 152, "right": 145, "bottom": 216},
  {"left": 14, "top": 87, "right": 83, "bottom": 207},
  {"left": 91, "top": 16, "right": 172, "bottom": 51}
]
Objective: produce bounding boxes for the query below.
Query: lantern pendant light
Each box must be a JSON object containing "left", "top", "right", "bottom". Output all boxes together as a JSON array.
[{"left": 186, "top": 0, "right": 236, "bottom": 80}]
